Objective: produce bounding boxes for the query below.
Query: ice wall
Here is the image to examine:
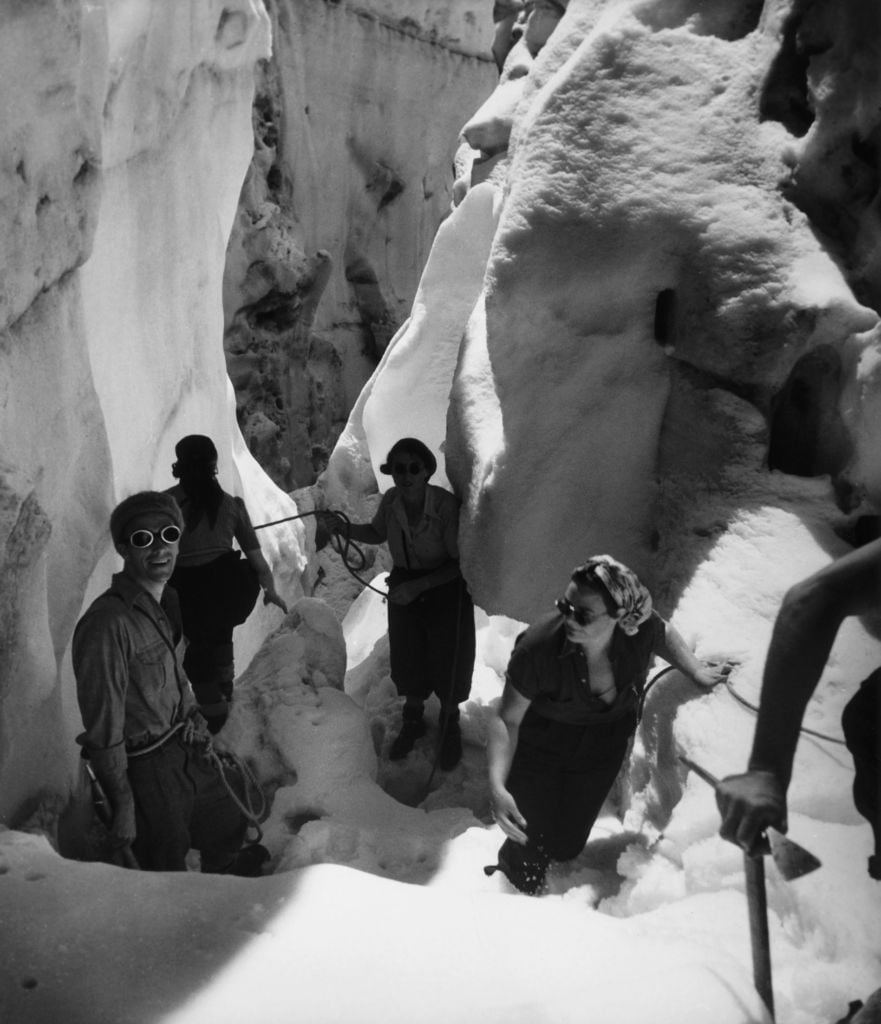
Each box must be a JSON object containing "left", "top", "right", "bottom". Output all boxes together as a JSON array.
[
  {"left": 323, "top": 0, "right": 881, "bottom": 626},
  {"left": 222, "top": 0, "right": 497, "bottom": 488},
  {"left": 0, "top": 0, "right": 299, "bottom": 839}
]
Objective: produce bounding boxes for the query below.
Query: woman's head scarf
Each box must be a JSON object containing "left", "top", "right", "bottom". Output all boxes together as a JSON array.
[{"left": 572, "top": 555, "right": 652, "bottom": 636}]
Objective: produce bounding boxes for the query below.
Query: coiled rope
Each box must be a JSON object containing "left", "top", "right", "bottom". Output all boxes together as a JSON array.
[
  {"left": 208, "top": 748, "right": 269, "bottom": 842},
  {"left": 254, "top": 509, "right": 389, "bottom": 597}
]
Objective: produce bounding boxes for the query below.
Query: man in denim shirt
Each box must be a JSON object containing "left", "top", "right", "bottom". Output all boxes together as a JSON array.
[{"left": 73, "top": 491, "right": 248, "bottom": 871}]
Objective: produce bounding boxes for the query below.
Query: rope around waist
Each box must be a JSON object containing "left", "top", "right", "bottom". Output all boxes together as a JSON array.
[{"left": 126, "top": 721, "right": 185, "bottom": 759}]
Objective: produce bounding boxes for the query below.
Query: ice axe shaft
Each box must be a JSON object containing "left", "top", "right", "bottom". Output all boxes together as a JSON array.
[
  {"left": 745, "top": 853, "right": 775, "bottom": 1019},
  {"left": 677, "top": 755, "right": 820, "bottom": 881},
  {"left": 679, "top": 755, "right": 778, "bottom": 1020}
]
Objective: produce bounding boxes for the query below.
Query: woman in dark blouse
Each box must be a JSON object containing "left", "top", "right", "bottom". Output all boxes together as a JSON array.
[
  {"left": 165, "top": 435, "right": 287, "bottom": 733},
  {"left": 486, "top": 554, "right": 724, "bottom": 894}
]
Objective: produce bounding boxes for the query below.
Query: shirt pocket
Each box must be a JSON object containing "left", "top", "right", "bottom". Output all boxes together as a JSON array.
[{"left": 134, "top": 636, "right": 167, "bottom": 666}]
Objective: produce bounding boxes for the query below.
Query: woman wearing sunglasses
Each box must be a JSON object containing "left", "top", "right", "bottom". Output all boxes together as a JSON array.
[
  {"left": 165, "top": 435, "right": 287, "bottom": 733},
  {"left": 322, "top": 437, "right": 475, "bottom": 770},
  {"left": 486, "top": 554, "right": 724, "bottom": 894}
]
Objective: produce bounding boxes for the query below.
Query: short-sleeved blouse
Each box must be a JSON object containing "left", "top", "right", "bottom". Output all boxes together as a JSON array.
[
  {"left": 165, "top": 486, "right": 260, "bottom": 568},
  {"left": 370, "top": 484, "right": 460, "bottom": 570},
  {"left": 506, "top": 610, "right": 666, "bottom": 725}
]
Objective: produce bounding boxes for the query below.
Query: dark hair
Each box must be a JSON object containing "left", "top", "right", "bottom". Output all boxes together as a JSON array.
[
  {"left": 379, "top": 438, "right": 437, "bottom": 479},
  {"left": 570, "top": 564, "right": 619, "bottom": 617},
  {"left": 171, "top": 434, "right": 223, "bottom": 529},
  {"left": 110, "top": 491, "right": 183, "bottom": 547}
]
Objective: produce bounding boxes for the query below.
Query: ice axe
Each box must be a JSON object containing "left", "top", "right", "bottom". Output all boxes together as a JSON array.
[{"left": 678, "top": 755, "right": 822, "bottom": 1022}]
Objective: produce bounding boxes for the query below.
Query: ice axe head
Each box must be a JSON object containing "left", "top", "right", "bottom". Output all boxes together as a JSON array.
[
  {"left": 764, "top": 827, "right": 821, "bottom": 881},
  {"left": 677, "top": 755, "right": 821, "bottom": 881}
]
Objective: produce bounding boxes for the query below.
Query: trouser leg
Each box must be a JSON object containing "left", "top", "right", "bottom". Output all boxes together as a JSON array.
[
  {"left": 425, "top": 579, "right": 476, "bottom": 711},
  {"left": 546, "top": 714, "right": 635, "bottom": 860},
  {"left": 387, "top": 598, "right": 432, "bottom": 701},
  {"left": 549, "top": 746, "right": 630, "bottom": 861},
  {"left": 496, "top": 723, "right": 566, "bottom": 893},
  {"left": 184, "top": 638, "right": 234, "bottom": 734},
  {"left": 187, "top": 749, "right": 248, "bottom": 873},
  {"left": 495, "top": 713, "right": 636, "bottom": 888},
  {"left": 127, "top": 741, "right": 195, "bottom": 871},
  {"left": 842, "top": 670, "right": 881, "bottom": 864}
]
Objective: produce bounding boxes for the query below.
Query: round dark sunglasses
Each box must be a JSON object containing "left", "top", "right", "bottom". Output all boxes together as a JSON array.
[
  {"left": 127, "top": 525, "right": 182, "bottom": 549},
  {"left": 555, "top": 597, "right": 607, "bottom": 626},
  {"left": 392, "top": 461, "right": 423, "bottom": 476}
]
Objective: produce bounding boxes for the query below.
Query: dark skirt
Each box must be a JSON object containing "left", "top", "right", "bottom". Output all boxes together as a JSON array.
[{"left": 386, "top": 567, "right": 476, "bottom": 705}]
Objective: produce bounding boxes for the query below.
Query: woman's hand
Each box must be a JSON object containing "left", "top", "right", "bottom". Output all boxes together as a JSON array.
[
  {"left": 262, "top": 586, "right": 288, "bottom": 613},
  {"left": 692, "top": 660, "right": 732, "bottom": 689},
  {"left": 316, "top": 510, "right": 346, "bottom": 536},
  {"left": 387, "top": 580, "right": 423, "bottom": 605},
  {"left": 491, "top": 786, "right": 529, "bottom": 845}
]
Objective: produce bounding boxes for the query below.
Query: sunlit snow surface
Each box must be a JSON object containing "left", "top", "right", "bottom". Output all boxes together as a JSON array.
[{"left": 2, "top": 554, "right": 880, "bottom": 1024}]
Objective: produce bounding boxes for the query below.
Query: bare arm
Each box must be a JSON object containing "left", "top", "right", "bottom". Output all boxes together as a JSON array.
[
  {"left": 487, "top": 681, "right": 532, "bottom": 844},
  {"left": 655, "top": 620, "right": 726, "bottom": 688},
  {"left": 317, "top": 512, "right": 384, "bottom": 546},
  {"left": 88, "top": 744, "right": 137, "bottom": 847},
  {"left": 343, "top": 522, "right": 385, "bottom": 544},
  {"left": 748, "top": 541, "right": 881, "bottom": 783},
  {"left": 716, "top": 538, "right": 881, "bottom": 850},
  {"left": 244, "top": 547, "right": 288, "bottom": 612}
]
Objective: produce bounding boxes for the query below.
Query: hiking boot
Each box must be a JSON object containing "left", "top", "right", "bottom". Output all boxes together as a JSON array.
[
  {"left": 438, "top": 716, "right": 463, "bottom": 770},
  {"left": 230, "top": 843, "right": 270, "bottom": 878},
  {"left": 484, "top": 844, "right": 548, "bottom": 896},
  {"left": 389, "top": 716, "right": 427, "bottom": 760}
]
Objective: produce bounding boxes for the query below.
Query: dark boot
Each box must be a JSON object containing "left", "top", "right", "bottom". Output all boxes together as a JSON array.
[
  {"left": 229, "top": 843, "right": 270, "bottom": 878},
  {"left": 389, "top": 704, "right": 427, "bottom": 760},
  {"left": 438, "top": 708, "right": 462, "bottom": 770},
  {"left": 484, "top": 838, "right": 550, "bottom": 895}
]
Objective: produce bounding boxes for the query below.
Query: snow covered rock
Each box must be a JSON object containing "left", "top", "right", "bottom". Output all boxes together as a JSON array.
[{"left": 221, "top": 0, "right": 497, "bottom": 488}]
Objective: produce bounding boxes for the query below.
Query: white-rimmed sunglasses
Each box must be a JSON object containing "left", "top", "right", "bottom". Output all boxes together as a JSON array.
[{"left": 127, "top": 525, "right": 182, "bottom": 549}]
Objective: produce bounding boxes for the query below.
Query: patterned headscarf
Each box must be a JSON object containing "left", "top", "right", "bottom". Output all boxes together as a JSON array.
[{"left": 572, "top": 554, "right": 652, "bottom": 636}]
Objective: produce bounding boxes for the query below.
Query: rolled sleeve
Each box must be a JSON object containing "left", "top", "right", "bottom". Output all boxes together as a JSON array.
[
  {"left": 72, "top": 608, "right": 129, "bottom": 753},
  {"left": 505, "top": 630, "right": 539, "bottom": 701}
]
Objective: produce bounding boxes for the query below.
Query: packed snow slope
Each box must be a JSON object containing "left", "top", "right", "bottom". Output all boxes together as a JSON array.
[
  {"left": 2, "top": 591, "right": 881, "bottom": 1024},
  {"left": 2, "top": 1, "right": 881, "bottom": 1023}
]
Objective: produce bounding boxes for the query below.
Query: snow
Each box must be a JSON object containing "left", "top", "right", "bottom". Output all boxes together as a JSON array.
[
  {"left": 2, "top": 2, "right": 881, "bottom": 1022},
  {"left": 3, "top": 548, "right": 880, "bottom": 1024}
]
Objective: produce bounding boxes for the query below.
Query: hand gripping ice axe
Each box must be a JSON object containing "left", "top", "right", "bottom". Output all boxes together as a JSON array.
[{"left": 678, "top": 755, "right": 821, "bottom": 1022}]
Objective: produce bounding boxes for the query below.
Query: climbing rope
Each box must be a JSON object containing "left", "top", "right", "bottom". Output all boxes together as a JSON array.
[
  {"left": 641, "top": 663, "right": 847, "bottom": 746},
  {"left": 208, "top": 747, "right": 269, "bottom": 842},
  {"left": 253, "top": 509, "right": 389, "bottom": 598},
  {"left": 721, "top": 675, "right": 847, "bottom": 746},
  {"left": 413, "top": 578, "right": 468, "bottom": 804},
  {"left": 126, "top": 720, "right": 186, "bottom": 758}
]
